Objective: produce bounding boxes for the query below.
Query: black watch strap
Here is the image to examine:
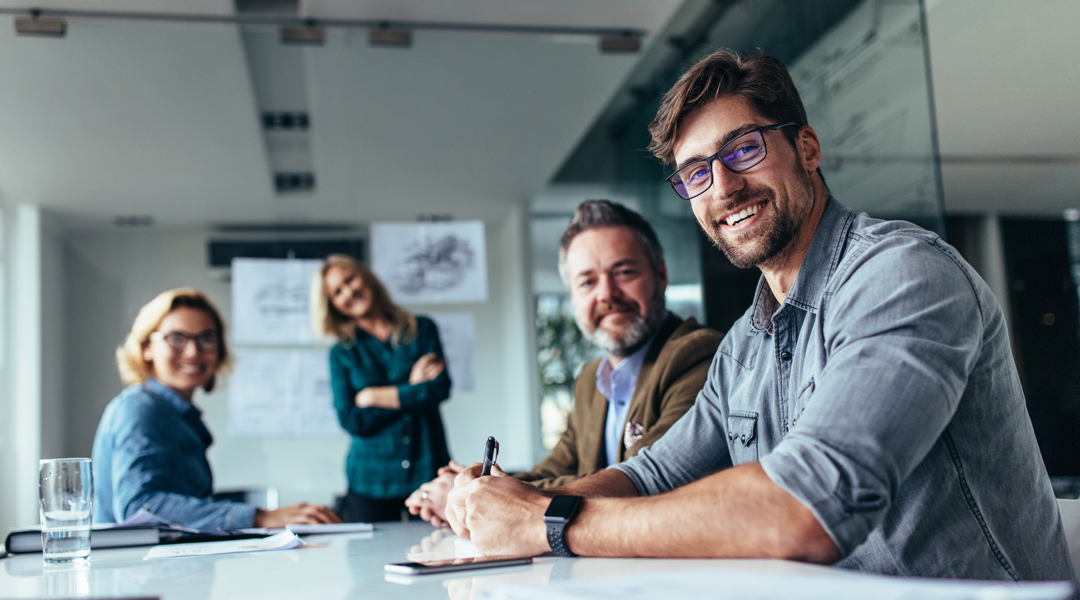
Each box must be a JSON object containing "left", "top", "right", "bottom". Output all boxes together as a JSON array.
[
  {"left": 543, "top": 495, "right": 582, "bottom": 557},
  {"left": 546, "top": 519, "right": 576, "bottom": 557}
]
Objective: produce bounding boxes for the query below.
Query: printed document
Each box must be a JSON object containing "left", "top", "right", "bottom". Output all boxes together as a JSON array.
[{"left": 143, "top": 531, "right": 303, "bottom": 560}]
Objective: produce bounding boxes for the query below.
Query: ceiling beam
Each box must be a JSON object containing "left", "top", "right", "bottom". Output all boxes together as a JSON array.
[{"left": 0, "top": 7, "right": 647, "bottom": 38}]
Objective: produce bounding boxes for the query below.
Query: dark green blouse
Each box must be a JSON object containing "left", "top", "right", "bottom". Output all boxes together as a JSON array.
[{"left": 329, "top": 316, "right": 451, "bottom": 499}]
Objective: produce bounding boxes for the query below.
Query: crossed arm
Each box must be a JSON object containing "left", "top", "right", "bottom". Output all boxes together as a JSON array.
[
  {"left": 352, "top": 353, "right": 446, "bottom": 410},
  {"left": 445, "top": 461, "right": 839, "bottom": 562}
]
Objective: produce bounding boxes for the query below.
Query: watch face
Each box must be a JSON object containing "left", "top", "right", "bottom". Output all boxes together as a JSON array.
[{"left": 544, "top": 495, "right": 582, "bottom": 519}]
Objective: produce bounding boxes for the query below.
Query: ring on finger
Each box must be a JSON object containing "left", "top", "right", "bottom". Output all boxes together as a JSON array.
[{"left": 421, "top": 491, "right": 429, "bottom": 500}]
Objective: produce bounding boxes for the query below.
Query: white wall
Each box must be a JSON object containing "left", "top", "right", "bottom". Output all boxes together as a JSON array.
[
  {"left": 0, "top": 204, "right": 47, "bottom": 536},
  {"left": 0, "top": 203, "right": 12, "bottom": 538},
  {"left": 41, "top": 212, "right": 68, "bottom": 462},
  {"left": 56, "top": 209, "right": 537, "bottom": 511}
]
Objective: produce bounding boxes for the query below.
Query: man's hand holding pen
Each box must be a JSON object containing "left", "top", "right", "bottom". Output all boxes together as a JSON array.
[{"left": 445, "top": 461, "right": 553, "bottom": 557}]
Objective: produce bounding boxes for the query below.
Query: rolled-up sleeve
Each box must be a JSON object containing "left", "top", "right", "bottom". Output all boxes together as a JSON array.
[{"left": 759, "top": 236, "right": 983, "bottom": 557}]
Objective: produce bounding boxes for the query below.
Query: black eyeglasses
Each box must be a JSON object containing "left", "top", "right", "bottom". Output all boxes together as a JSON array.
[
  {"left": 149, "top": 330, "right": 220, "bottom": 354},
  {"left": 666, "top": 122, "right": 798, "bottom": 200}
]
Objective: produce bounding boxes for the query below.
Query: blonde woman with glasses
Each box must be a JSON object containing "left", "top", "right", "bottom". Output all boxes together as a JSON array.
[
  {"left": 92, "top": 288, "right": 340, "bottom": 530},
  {"left": 312, "top": 254, "right": 452, "bottom": 522}
]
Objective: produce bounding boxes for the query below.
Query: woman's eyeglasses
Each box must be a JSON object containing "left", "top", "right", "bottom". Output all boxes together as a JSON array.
[
  {"left": 149, "top": 331, "right": 220, "bottom": 354},
  {"left": 666, "top": 122, "right": 797, "bottom": 200}
]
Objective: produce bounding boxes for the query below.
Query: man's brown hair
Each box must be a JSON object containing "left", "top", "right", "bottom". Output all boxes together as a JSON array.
[
  {"left": 648, "top": 48, "right": 814, "bottom": 171},
  {"left": 557, "top": 200, "right": 664, "bottom": 284}
]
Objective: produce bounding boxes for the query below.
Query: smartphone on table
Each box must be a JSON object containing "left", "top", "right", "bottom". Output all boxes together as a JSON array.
[{"left": 385, "top": 555, "right": 532, "bottom": 575}]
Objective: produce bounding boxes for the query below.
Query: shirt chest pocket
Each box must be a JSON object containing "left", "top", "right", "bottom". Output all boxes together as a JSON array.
[{"left": 726, "top": 411, "right": 758, "bottom": 464}]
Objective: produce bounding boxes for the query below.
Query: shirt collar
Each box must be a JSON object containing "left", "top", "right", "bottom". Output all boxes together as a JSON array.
[
  {"left": 596, "top": 333, "right": 656, "bottom": 402},
  {"left": 144, "top": 377, "right": 202, "bottom": 420},
  {"left": 750, "top": 196, "right": 856, "bottom": 332}
]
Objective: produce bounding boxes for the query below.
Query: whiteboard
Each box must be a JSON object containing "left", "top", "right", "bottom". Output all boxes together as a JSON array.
[{"left": 370, "top": 221, "right": 488, "bottom": 304}]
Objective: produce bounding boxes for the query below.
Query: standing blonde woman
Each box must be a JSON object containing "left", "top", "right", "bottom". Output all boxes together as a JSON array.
[
  {"left": 93, "top": 288, "right": 340, "bottom": 530},
  {"left": 313, "top": 254, "right": 452, "bottom": 522}
]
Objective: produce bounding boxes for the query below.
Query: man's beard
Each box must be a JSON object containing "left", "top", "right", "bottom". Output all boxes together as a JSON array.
[
  {"left": 702, "top": 170, "right": 814, "bottom": 270},
  {"left": 579, "top": 284, "right": 667, "bottom": 358}
]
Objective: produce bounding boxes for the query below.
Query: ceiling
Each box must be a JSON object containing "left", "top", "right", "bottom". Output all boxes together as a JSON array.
[
  {"left": 0, "top": 0, "right": 681, "bottom": 229},
  {"left": 0, "top": 0, "right": 1075, "bottom": 231},
  {"left": 927, "top": 0, "right": 1080, "bottom": 215}
]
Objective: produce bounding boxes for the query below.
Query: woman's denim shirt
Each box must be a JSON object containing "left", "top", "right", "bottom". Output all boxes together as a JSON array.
[
  {"left": 92, "top": 378, "right": 256, "bottom": 530},
  {"left": 330, "top": 316, "right": 451, "bottom": 499}
]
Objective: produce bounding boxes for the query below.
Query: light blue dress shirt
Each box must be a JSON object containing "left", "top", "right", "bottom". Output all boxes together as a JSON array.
[{"left": 595, "top": 336, "right": 655, "bottom": 467}]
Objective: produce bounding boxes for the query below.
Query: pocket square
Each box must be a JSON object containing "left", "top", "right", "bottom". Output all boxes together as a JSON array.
[{"left": 623, "top": 420, "right": 644, "bottom": 450}]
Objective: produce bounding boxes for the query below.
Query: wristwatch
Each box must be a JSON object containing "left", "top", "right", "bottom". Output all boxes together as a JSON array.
[{"left": 543, "top": 495, "right": 583, "bottom": 557}]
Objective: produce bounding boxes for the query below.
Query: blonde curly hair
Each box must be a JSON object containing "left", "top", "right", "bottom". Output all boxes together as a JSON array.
[{"left": 116, "top": 288, "right": 231, "bottom": 392}]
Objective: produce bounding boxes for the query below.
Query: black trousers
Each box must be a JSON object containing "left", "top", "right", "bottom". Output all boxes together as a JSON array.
[{"left": 339, "top": 490, "right": 418, "bottom": 523}]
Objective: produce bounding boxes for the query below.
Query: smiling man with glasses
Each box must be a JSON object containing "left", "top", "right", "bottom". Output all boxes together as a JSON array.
[{"left": 444, "top": 49, "right": 1073, "bottom": 583}]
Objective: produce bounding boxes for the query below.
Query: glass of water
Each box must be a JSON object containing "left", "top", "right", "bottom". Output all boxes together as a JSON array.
[{"left": 38, "top": 458, "right": 93, "bottom": 563}]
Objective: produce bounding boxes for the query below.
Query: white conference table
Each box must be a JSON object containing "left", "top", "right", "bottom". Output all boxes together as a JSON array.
[{"left": 1, "top": 521, "right": 842, "bottom": 599}]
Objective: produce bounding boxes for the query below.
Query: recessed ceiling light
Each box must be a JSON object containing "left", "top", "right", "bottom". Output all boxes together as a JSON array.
[
  {"left": 369, "top": 28, "right": 412, "bottom": 48},
  {"left": 600, "top": 35, "right": 640, "bottom": 54},
  {"left": 280, "top": 26, "right": 324, "bottom": 46},
  {"left": 113, "top": 215, "right": 154, "bottom": 227},
  {"left": 14, "top": 15, "right": 66, "bottom": 38}
]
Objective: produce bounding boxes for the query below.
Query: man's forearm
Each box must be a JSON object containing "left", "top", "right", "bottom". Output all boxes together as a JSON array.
[
  {"left": 563, "top": 463, "right": 839, "bottom": 562},
  {"left": 552, "top": 468, "right": 640, "bottom": 498}
]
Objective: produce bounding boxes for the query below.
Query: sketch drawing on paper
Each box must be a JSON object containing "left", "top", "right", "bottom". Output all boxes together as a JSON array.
[
  {"left": 370, "top": 221, "right": 488, "bottom": 304},
  {"left": 231, "top": 258, "right": 322, "bottom": 345},
  {"left": 395, "top": 234, "right": 475, "bottom": 294},
  {"left": 253, "top": 281, "right": 310, "bottom": 317}
]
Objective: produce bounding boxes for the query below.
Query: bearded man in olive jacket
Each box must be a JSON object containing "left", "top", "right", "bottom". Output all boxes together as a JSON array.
[{"left": 405, "top": 200, "right": 723, "bottom": 524}]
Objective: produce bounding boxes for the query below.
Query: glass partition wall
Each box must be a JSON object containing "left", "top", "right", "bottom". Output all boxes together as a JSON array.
[{"left": 532, "top": 0, "right": 945, "bottom": 449}]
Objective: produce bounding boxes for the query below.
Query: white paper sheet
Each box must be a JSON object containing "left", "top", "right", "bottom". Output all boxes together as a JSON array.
[
  {"left": 232, "top": 258, "right": 322, "bottom": 345},
  {"left": 143, "top": 531, "right": 303, "bottom": 560},
  {"left": 227, "top": 348, "right": 340, "bottom": 436},
  {"left": 427, "top": 312, "right": 475, "bottom": 393},
  {"left": 491, "top": 567, "right": 1075, "bottom": 600},
  {"left": 370, "top": 221, "right": 488, "bottom": 304}
]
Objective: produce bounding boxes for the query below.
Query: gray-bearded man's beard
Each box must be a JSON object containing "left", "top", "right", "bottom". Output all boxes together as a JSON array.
[{"left": 581, "top": 283, "right": 668, "bottom": 358}]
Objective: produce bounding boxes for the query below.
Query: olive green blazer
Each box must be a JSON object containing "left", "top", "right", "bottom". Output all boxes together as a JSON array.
[{"left": 515, "top": 313, "right": 723, "bottom": 489}]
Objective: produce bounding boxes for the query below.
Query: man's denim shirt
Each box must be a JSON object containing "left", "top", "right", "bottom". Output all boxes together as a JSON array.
[
  {"left": 614, "top": 198, "right": 1073, "bottom": 581},
  {"left": 92, "top": 378, "right": 256, "bottom": 530}
]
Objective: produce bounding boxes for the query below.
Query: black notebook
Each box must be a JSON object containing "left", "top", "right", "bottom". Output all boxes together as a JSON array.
[{"left": 5, "top": 524, "right": 267, "bottom": 554}]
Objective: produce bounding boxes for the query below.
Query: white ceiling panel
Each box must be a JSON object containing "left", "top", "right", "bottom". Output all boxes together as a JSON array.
[
  {"left": 942, "top": 162, "right": 1080, "bottom": 215},
  {"left": 0, "top": 2, "right": 681, "bottom": 229},
  {"left": 927, "top": 0, "right": 1080, "bottom": 215},
  {"left": 301, "top": 27, "right": 642, "bottom": 222},
  {"left": 0, "top": 19, "right": 272, "bottom": 228},
  {"left": 928, "top": 0, "right": 1080, "bottom": 157}
]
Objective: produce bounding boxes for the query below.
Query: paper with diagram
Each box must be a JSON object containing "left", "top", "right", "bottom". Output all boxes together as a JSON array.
[
  {"left": 232, "top": 258, "right": 322, "bottom": 345},
  {"left": 227, "top": 348, "right": 340, "bottom": 436},
  {"left": 370, "top": 221, "right": 488, "bottom": 304}
]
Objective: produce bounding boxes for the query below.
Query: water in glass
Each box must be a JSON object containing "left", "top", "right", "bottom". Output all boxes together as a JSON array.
[{"left": 39, "top": 458, "right": 93, "bottom": 563}]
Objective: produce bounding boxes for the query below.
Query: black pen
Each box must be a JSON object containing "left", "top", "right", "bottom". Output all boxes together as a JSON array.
[{"left": 480, "top": 436, "right": 499, "bottom": 476}]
